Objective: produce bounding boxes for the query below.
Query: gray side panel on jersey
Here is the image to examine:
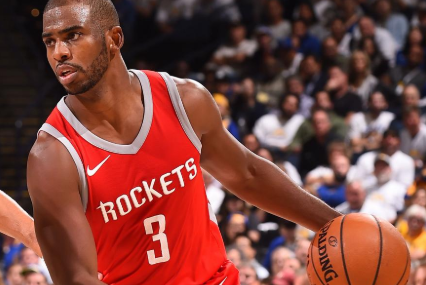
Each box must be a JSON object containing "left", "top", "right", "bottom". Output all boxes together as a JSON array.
[
  {"left": 208, "top": 203, "right": 218, "bottom": 225},
  {"left": 38, "top": 123, "right": 88, "bottom": 212},
  {"left": 159, "top": 72, "right": 202, "bottom": 153}
]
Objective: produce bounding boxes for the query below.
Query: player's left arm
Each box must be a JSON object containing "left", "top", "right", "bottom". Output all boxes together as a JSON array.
[
  {"left": 175, "top": 78, "right": 342, "bottom": 232},
  {"left": 0, "top": 190, "right": 42, "bottom": 257}
]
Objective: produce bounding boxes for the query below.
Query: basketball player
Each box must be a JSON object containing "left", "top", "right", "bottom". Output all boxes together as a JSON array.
[
  {"left": 27, "top": 1, "right": 341, "bottom": 284},
  {"left": 0, "top": 190, "right": 42, "bottom": 257}
]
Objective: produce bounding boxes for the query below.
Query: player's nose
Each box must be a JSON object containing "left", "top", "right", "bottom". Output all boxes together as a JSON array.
[{"left": 52, "top": 41, "right": 71, "bottom": 63}]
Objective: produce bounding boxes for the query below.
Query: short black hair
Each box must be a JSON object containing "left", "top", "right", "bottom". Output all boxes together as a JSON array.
[{"left": 44, "top": 0, "right": 120, "bottom": 34}]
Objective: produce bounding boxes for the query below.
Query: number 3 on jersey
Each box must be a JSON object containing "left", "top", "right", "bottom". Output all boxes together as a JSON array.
[{"left": 144, "top": 215, "right": 170, "bottom": 265}]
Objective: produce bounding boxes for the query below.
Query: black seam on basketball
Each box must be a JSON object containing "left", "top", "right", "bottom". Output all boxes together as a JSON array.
[
  {"left": 396, "top": 245, "right": 410, "bottom": 285},
  {"left": 371, "top": 215, "right": 383, "bottom": 285},
  {"left": 310, "top": 234, "right": 327, "bottom": 285},
  {"left": 340, "top": 215, "right": 352, "bottom": 285}
]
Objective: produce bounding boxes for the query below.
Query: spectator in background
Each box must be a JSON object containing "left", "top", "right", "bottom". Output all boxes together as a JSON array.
[
  {"left": 304, "top": 141, "right": 354, "bottom": 194},
  {"left": 411, "top": 188, "right": 426, "bottom": 208},
  {"left": 213, "top": 22, "right": 257, "bottom": 76},
  {"left": 296, "top": 1, "right": 328, "bottom": 40},
  {"left": 243, "top": 133, "right": 260, "bottom": 153},
  {"left": 282, "top": 19, "right": 321, "bottom": 57},
  {"left": 398, "top": 205, "right": 426, "bottom": 261},
  {"left": 315, "top": 155, "right": 351, "bottom": 207},
  {"left": 315, "top": 154, "right": 352, "bottom": 208},
  {"left": 265, "top": 0, "right": 291, "bottom": 42},
  {"left": 223, "top": 212, "right": 249, "bottom": 246},
  {"left": 277, "top": 40, "right": 304, "bottom": 79},
  {"left": 329, "top": 17, "right": 352, "bottom": 57},
  {"left": 19, "top": 248, "right": 52, "bottom": 284},
  {"left": 396, "top": 26, "right": 426, "bottom": 67},
  {"left": 413, "top": 262, "right": 426, "bottom": 285},
  {"left": 336, "top": 181, "right": 367, "bottom": 214},
  {"left": 202, "top": 170, "right": 225, "bottom": 215},
  {"left": 6, "top": 264, "right": 23, "bottom": 285},
  {"left": 290, "top": 92, "right": 348, "bottom": 152},
  {"left": 22, "top": 269, "right": 48, "bottom": 285},
  {"left": 263, "top": 221, "right": 297, "bottom": 271},
  {"left": 362, "top": 153, "right": 407, "bottom": 222},
  {"left": 255, "top": 147, "right": 302, "bottom": 186},
  {"left": 355, "top": 128, "right": 415, "bottom": 189},
  {"left": 231, "top": 77, "right": 268, "bottom": 134},
  {"left": 373, "top": 0, "right": 409, "bottom": 48},
  {"left": 321, "top": 36, "right": 349, "bottom": 72},
  {"left": 257, "top": 56, "right": 285, "bottom": 107},
  {"left": 354, "top": 16, "right": 398, "bottom": 64},
  {"left": 348, "top": 91, "right": 395, "bottom": 154},
  {"left": 269, "top": 246, "right": 295, "bottom": 278},
  {"left": 239, "top": 262, "right": 260, "bottom": 285},
  {"left": 358, "top": 36, "right": 390, "bottom": 78},
  {"left": 253, "top": 94, "right": 305, "bottom": 153},
  {"left": 235, "top": 235, "right": 269, "bottom": 280},
  {"left": 213, "top": 93, "right": 240, "bottom": 140},
  {"left": 226, "top": 245, "right": 247, "bottom": 269},
  {"left": 389, "top": 44, "right": 426, "bottom": 96},
  {"left": 400, "top": 107, "right": 426, "bottom": 170},
  {"left": 299, "top": 109, "right": 344, "bottom": 177},
  {"left": 299, "top": 55, "right": 328, "bottom": 98},
  {"left": 285, "top": 76, "right": 314, "bottom": 118},
  {"left": 294, "top": 238, "right": 310, "bottom": 268},
  {"left": 325, "top": 66, "right": 363, "bottom": 122},
  {"left": 155, "top": 0, "right": 197, "bottom": 33},
  {"left": 348, "top": 50, "right": 379, "bottom": 106}
]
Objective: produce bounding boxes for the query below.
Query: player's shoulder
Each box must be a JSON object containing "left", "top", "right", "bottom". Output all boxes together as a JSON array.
[
  {"left": 171, "top": 76, "right": 213, "bottom": 105},
  {"left": 170, "top": 76, "right": 220, "bottom": 135},
  {"left": 28, "top": 131, "right": 71, "bottom": 167}
]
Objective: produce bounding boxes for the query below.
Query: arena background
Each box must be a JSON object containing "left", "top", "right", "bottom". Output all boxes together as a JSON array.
[{"left": 1, "top": 0, "right": 426, "bottom": 284}]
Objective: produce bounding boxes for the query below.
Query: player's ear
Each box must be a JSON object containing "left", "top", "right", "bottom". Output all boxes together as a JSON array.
[{"left": 108, "top": 26, "right": 124, "bottom": 56}]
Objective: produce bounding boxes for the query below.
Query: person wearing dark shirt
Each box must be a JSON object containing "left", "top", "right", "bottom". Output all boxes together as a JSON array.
[
  {"left": 281, "top": 19, "right": 321, "bottom": 57},
  {"left": 325, "top": 65, "right": 363, "bottom": 122},
  {"left": 231, "top": 78, "right": 268, "bottom": 134},
  {"left": 299, "top": 108, "right": 343, "bottom": 177}
]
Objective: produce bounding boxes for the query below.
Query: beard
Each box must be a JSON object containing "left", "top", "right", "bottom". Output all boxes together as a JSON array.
[{"left": 64, "top": 37, "right": 109, "bottom": 95}]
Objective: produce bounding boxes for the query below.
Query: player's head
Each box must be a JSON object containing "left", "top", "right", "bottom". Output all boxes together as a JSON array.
[{"left": 42, "top": 0, "right": 121, "bottom": 95}]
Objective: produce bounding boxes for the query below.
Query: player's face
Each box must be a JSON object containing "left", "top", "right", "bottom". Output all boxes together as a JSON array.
[{"left": 42, "top": 4, "right": 109, "bottom": 95}]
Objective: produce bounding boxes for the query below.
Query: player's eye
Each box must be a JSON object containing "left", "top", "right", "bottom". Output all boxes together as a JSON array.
[
  {"left": 44, "top": 39, "right": 55, "bottom": 47},
  {"left": 68, "top": 32, "right": 81, "bottom": 41}
]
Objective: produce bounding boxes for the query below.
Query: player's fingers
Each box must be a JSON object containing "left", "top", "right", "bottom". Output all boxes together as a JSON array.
[{"left": 98, "top": 272, "right": 104, "bottom": 280}]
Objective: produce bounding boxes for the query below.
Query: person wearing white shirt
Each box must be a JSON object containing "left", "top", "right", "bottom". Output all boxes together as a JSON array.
[
  {"left": 253, "top": 94, "right": 304, "bottom": 151},
  {"left": 202, "top": 170, "right": 225, "bottom": 215},
  {"left": 360, "top": 154, "right": 407, "bottom": 223},
  {"left": 355, "top": 129, "right": 415, "bottom": 189},
  {"left": 348, "top": 91, "right": 395, "bottom": 153},
  {"left": 335, "top": 181, "right": 366, "bottom": 214},
  {"left": 354, "top": 17, "right": 398, "bottom": 65},
  {"left": 400, "top": 106, "right": 426, "bottom": 166}
]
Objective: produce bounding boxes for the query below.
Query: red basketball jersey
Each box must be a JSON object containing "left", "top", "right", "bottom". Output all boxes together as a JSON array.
[{"left": 39, "top": 70, "right": 237, "bottom": 284}]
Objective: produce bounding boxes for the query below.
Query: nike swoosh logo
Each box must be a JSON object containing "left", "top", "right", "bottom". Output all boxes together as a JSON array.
[
  {"left": 87, "top": 155, "right": 111, "bottom": 177},
  {"left": 219, "top": 276, "right": 227, "bottom": 285}
]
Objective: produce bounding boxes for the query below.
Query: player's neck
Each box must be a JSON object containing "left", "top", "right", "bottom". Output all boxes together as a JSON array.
[{"left": 65, "top": 60, "right": 144, "bottom": 144}]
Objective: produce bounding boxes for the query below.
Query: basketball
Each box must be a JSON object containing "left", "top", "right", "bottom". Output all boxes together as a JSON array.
[{"left": 306, "top": 213, "right": 410, "bottom": 285}]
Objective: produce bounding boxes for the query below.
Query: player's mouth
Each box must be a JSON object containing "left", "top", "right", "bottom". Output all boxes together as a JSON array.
[{"left": 56, "top": 65, "right": 78, "bottom": 85}]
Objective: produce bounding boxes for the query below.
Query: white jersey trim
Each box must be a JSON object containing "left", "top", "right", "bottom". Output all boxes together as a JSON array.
[
  {"left": 38, "top": 123, "right": 89, "bottom": 212},
  {"left": 55, "top": 70, "right": 153, "bottom": 155},
  {"left": 208, "top": 203, "right": 218, "bottom": 225},
  {"left": 159, "top": 72, "right": 202, "bottom": 153}
]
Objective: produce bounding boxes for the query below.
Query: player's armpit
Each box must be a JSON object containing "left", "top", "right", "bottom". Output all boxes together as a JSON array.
[
  {"left": 27, "top": 132, "right": 106, "bottom": 285},
  {"left": 175, "top": 79, "right": 341, "bottom": 232}
]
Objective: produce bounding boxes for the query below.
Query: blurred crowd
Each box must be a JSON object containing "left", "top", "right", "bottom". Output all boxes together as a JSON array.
[{"left": 4, "top": 0, "right": 426, "bottom": 284}]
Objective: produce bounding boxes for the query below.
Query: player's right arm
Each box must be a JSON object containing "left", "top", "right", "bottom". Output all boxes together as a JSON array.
[{"left": 27, "top": 132, "right": 106, "bottom": 285}]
